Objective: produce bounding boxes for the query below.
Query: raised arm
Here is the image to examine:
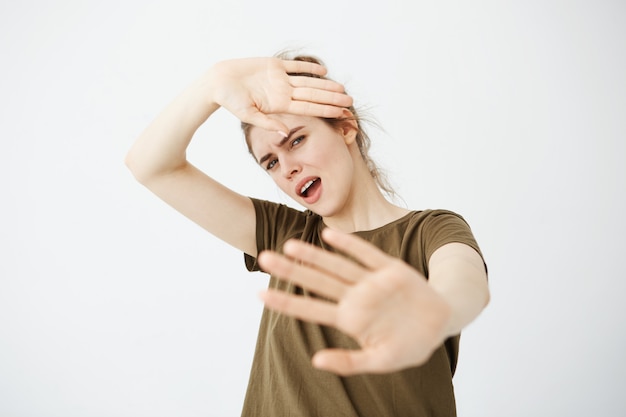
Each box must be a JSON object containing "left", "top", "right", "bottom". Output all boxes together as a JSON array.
[{"left": 125, "top": 58, "right": 352, "bottom": 255}]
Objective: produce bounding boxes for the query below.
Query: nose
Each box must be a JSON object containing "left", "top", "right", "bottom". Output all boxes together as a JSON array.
[{"left": 280, "top": 156, "right": 300, "bottom": 180}]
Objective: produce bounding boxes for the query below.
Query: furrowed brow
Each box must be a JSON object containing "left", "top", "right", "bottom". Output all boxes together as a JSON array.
[{"left": 258, "top": 126, "right": 305, "bottom": 165}]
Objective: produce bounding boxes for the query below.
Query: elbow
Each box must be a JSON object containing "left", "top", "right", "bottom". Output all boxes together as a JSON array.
[
  {"left": 482, "top": 285, "right": 491, "bottom": 309},
  {"left": 124, "top": 151, "right": 134, "bottom": 173},
  {"left": 124, "top": 149, "right": 158, "bottom": 186},
  {"left": 124, "top": 150, "right": 145, "bottom": 183},
  {"left": 477, "top": 271, "right": 491, "bottom": 313},
  {"left": 124, "top": 148, "right": 186, "bottom": 186}
]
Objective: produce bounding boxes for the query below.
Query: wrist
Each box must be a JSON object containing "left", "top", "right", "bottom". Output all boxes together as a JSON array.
[
  {"left": 201, "top": 61, "right": 231, "bottom": 109},
  {"left": 431, "top": 283, "right": 489, "bottom": 338}
]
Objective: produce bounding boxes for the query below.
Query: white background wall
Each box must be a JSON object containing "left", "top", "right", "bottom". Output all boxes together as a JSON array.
[{"left": 1, "top": 1, "right": 624, "bottom": 416}]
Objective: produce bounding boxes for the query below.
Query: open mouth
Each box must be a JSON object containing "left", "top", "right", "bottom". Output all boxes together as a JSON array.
[{"left": 299, "top": 178, "right": 320, "bottom": 197}]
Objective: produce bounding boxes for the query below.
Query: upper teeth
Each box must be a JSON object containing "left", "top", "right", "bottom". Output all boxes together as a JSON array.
[{"left": 301, "top": 179, "right": 316, "bottom": 195}]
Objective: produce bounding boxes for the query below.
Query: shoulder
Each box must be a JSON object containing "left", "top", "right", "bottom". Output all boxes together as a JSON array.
[
  {"left": 411, "top": 208, "right": 476, "bottom": 239},
  {"left": 250, "top": 198, "right": 319, "bottom": 228},
  {"left": 250, "top": 198, "right": 324, "bottom": 248},
  {"left": 404, "top": 208, "right": 478, "bottom": 245},
  {"left": 408, "top": 209, "right": 484, "bottom": 271},
  {"left": 357, "top": 208, "right": 481, "bottom": 274},
  {"left": 401, "top": 209, "right": 475, "bottom": 241},
  {"left": 406, "top": 208, "right": 470, "bottom": 226},
  {"left": 245, "top": 199, "right": 323, "bottom": 272},
  {"left": 359, "top": 209, "right": 471, "bottom": 240}
]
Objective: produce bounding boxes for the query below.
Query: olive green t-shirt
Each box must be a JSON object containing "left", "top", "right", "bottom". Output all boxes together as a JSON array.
[{"left": 242, "top": 198, "right": 484, "bottom": 417}]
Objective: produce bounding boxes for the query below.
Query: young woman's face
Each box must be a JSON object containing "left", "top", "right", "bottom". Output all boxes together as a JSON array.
[{"left": 248, "top": 114, "right": 359, "bottom": 217}]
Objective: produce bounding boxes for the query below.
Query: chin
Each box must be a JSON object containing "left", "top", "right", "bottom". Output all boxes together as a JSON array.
[{"left": 307, "top": 203, "right": 344, "bottom": 219}]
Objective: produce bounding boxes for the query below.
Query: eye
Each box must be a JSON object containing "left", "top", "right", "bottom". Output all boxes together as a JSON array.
[
  {"left": 290, "top": 135, "right": 305, "bottom": 148},
  {"left": 266, "top": 158, "right": 278, "bottom": 170}
]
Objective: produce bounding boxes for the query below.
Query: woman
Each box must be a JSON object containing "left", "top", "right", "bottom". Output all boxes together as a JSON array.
[{"left": 126, "top": 54, "right": 489, "bottom": 416}]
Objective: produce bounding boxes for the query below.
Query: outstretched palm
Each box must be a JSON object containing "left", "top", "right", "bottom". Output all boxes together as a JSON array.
[{"left": 258, "top": 227, "right": 451, "bottom": 375}]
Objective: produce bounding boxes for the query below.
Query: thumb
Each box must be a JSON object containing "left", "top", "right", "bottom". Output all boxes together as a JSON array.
[
  {"left": 312, "top": 349, "right": 372, "bottom": 376},
  {"left": 239, "top": 107, "right": 289, "bottom": 137},
  {"left": 313, "top": 348, "right": 404, "bottom": 376}
]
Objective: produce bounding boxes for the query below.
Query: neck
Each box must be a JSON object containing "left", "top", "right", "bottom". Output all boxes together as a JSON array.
[{"left": 322, "top": 175, "right": 409, "bottom": 233}]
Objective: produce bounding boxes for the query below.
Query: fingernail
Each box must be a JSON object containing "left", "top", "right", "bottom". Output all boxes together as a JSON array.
[{"left": 277, "top": 130, "right": 288, "bottom": 138}]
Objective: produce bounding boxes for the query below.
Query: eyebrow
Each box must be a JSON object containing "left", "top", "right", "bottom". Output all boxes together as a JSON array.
[{"left": 258, "top": 126, "right": 305, "bottom": 165}]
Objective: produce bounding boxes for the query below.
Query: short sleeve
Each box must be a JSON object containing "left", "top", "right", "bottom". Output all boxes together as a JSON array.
[
  {"left": 420, "top": 210, "right": 487, "bottom": 276},
  {"left": 243, "top": 198, "right": 308, "bottom": 272}
]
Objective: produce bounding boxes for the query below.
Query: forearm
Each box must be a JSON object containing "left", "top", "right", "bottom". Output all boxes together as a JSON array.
[
  {"left": 125, "top": 71, "right": 220, "bottom": 184},
  {"left": 428, "top": 243, "right": 490, "bottom": 338},
  {"left": 433, "top": 273, "right": 489, "bottom": 338}
]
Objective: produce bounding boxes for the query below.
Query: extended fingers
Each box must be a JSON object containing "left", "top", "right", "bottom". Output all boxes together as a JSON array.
[
  {"left": 289, "top": 76, "right": 353, "bottom": 107},
  {"left": 322, "top": 228, "right": 392, "bottom": 270},
  {"left": 287, "top": 84, "right": 352, "bottom": 118},
  {"left": 286, "top": 101, "right": 346, "bottom": 118},
  {"left": 282, "top": 59, "right": 328, "bottom": 78},
  {"left": 289, "top": 75, "right": 346, "bottom": 93},
  {"left": 259, "top": 289, "right": 337, "bottom": 327},
  {"left": 258, "top": 250, "right": 348, "bottom": 300},
  {"left": 287, "top": 75, "right": 353, "bottom": 118},
  {"left": 291, "top": 87, "right": 353, "bottom": 108},
  {"left": 282, "top": 239, "right": 367, "bottom": 283}
]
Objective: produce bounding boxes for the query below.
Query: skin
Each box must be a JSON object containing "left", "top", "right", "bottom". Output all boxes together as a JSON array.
[
  {"left": 125, "top": 57, "right": 490, "bottom": 376},
  {"left": 249, "top": 114, "right": 359, "bottom": 218}
]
